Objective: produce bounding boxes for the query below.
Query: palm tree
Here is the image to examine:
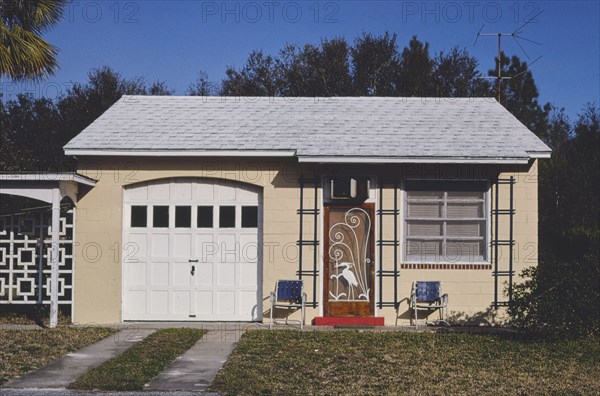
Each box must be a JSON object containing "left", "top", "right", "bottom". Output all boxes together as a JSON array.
[{"left": 0, "top": 0, "right": 66, "bottom": 80}]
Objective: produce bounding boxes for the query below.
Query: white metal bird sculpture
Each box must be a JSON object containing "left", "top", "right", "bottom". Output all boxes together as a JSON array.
[{"left": 335, "top": 262, "right": 359, "bottom": 299}]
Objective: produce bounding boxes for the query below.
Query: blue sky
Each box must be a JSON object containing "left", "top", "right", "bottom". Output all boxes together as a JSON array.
[{"left": 2, "top": 0, "right": 599, "bottom": 121}]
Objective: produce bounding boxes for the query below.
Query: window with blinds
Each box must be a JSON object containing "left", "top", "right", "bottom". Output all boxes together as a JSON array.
[{"left": 404, "top": 181, "right": 488, "bottom": 263}]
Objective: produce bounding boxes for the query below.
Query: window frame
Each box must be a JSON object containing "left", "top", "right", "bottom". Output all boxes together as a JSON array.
[{"left": 401, "top": 179, "right": 490, "bottom": 264}]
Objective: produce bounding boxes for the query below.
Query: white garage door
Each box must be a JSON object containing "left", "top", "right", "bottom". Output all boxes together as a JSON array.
[{"left": 122, "top": 178, "right": 261, "bottom": 321}]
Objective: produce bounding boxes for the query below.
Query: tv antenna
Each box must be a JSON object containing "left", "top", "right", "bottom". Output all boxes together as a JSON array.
[{"left": 474, "top": 11, "right": 543, "bottom": 102}]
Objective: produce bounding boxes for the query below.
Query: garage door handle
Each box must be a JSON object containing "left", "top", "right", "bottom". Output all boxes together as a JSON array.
[{"left": 189, "top": 259, "right": 198, "bottom": 276}]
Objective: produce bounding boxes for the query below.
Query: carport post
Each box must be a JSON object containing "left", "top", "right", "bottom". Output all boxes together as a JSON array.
[{"left": 49, "top": 187, "right": 60, "bottom": 328}]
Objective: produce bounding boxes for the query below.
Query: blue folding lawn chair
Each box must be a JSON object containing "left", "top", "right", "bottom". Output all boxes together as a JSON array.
[
  {"left": 269, "top": 280, "right": 306, "bottom": 330},
  {"left": 410, "top": 281, "right": 449, "bottom": 326}
]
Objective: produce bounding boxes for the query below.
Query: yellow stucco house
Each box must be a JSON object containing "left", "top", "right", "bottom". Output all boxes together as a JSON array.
[{"left": 1, "top": 96, "right": 551, "bottom": 327}]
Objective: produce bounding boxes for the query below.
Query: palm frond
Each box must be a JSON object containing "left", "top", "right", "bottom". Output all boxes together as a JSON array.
[
  {"left": 1, "top": 0, "right": 67, "bottom": 33},
  {"left": 0, "top": 0, "right": 65, "bottom": 80},
  {"left": 0, "top": 22, "right": 58, "bottom": 80}
]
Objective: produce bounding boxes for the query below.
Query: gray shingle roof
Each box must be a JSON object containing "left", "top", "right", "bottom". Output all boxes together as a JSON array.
[{"left": 64, "top": 96, "right": 551, "bottom": 163}]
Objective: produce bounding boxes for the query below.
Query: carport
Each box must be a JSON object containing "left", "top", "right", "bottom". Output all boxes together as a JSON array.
[{"left": 0, "top": 172, "right": 96, "bottom": 327}]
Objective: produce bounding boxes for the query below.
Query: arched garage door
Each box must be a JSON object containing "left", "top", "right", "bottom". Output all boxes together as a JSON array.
[{"left": 122, "top": 178, "right": 261, "bottom": 321}]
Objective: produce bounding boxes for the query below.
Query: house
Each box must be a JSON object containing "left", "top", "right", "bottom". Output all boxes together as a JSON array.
[{"left": 0, "top": 96, "right": 551, "bottom": 326}]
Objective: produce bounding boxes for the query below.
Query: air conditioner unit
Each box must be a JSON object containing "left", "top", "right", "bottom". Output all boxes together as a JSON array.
[{"left": 330, "top": 177, "right": 369, "bottom": 200}]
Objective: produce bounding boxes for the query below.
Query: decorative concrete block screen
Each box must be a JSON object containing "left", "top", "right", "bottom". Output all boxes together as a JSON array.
[{"left": 0, "top": 208, "right": 74, "bottom": 305}]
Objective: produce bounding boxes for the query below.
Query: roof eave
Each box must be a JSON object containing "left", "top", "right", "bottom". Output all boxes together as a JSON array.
[
  {"left": 0, "top": 172, "right": 97, "bottom": 186},
  {"left": 526, "top": 151, "right": 552, "bottom": 159},
  {"left": 63, "top": 149, "right": 549, "bottom": 165},
  {"left": 63, "top": 149, "right": 297, "bottom": 157},
  {"left": 297, "top": 156, "right": 533, "bottom": 165}
]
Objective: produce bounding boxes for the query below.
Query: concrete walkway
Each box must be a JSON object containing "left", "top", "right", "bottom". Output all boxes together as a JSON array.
[
  {"left": 2, "top": 323, "right": 244, "bottom": 393},
  {"left": 0, "top": 323, "right": 44, "bottom": 331},
  {"left": 3, "top": 328, "right": 155, "bottom": 389},
  {"left": 145, "top": 330, "right": 239, "bottom": 392}
]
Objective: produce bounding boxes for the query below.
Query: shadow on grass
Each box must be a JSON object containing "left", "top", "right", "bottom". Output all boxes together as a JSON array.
[{"left": 0, "top": 304, "right": 72, "bottom": 328}]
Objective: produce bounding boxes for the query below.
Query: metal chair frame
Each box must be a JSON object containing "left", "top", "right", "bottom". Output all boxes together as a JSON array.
[
  {"left": 269, "top": 280, "right": 307, "bottom": 330},
  {"left": 410, "top": 281, "right": 449, "bottom": 326}
]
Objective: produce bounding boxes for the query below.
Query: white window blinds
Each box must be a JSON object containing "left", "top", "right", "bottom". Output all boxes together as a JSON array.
[{"left": 405, "top": 181, "right": 487, "bottom": 263}]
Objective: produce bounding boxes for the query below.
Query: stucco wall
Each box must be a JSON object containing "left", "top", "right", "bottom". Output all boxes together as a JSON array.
[
  {"left": 73, "top": 157, "right": 316, "bottom": 324},
  {"left": 382, "top": 162, "right": 539, "bottom": 325},
  {"left": 72, "top": 157, "right": 539, "bottom": 325}
]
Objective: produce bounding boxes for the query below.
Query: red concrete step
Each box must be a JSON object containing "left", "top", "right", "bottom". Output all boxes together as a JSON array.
[{"left": 313, "top": 316, "right": 385, "bottom": 326}]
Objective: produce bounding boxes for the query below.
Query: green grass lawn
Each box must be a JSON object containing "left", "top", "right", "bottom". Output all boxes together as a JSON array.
[
  {"left": 0, "top": 326, "right": 115, "bottom": 385},
  {"left": 210, "top": 330, "right": 600, "bottom": 395},
  {"left": 69, "top": 328, "right": 207, "bottom": 391}
]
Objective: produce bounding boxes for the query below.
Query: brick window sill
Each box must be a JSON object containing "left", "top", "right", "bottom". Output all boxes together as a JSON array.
[{"left": 401, "top": 263, "right": 492, "bottom": 270}]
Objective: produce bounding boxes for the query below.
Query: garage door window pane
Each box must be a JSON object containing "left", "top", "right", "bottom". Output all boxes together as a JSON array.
[
  {"left": 175, "top": 206, "right": 191, "bottom": 228},
  {"left": 242, "top": 206, "right": 258, "bottom": 228},
  {"left": 153, "top": 206, "right": 169, "bottom": 228},
  {"left": 131, "top": 206, "right": 147, "bottom": 228},
  {"left": 197, "top": 206, "right": 213, "bottom": 228},
  {"left": 219, "top": 206, "right": 236, "bottom": 228}
]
